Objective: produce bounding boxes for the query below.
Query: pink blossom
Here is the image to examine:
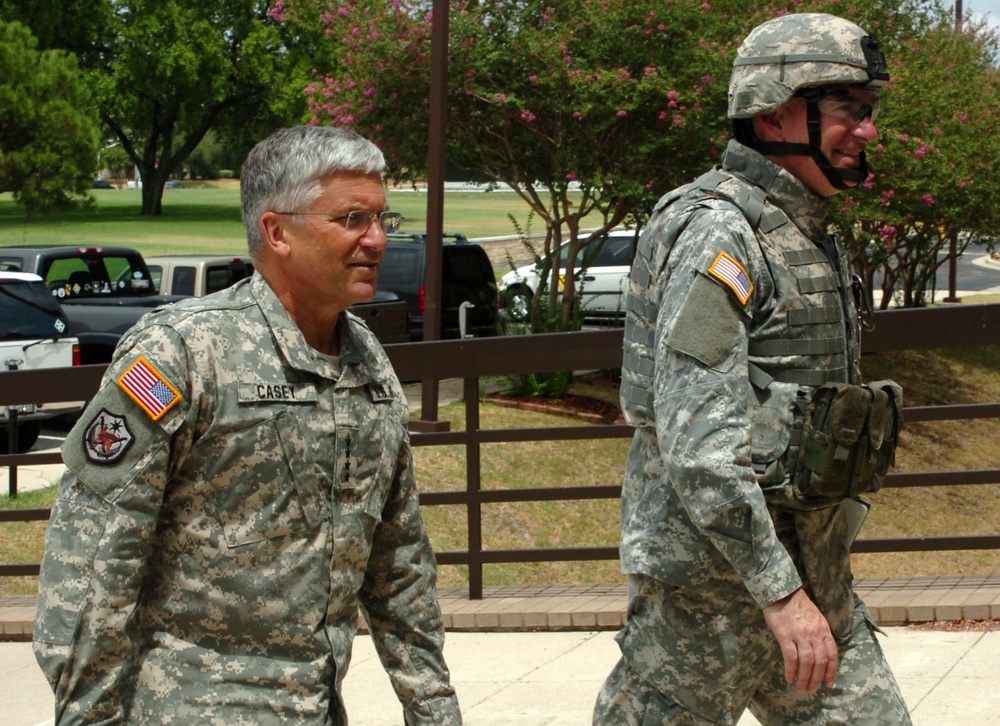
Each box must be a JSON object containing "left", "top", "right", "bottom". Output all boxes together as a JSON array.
[
  {"left": 573, "top": 111, "right": 583, "bottom": 121},
  {"left": 658, "top": 111, "right": 668, "bottom": 121},
  {"left": 566, "top": 172, "right": 577, "bottom": 181},
  {"left": 701, "top": 74, "right": 712, "bottom": 84},
  {"left": 899, "top": 133, "right": 910, "bottom": 143},
  {"left": 338, "top": 6, "right": 349, "bottom": 17},
  {"left": 667, "top": 90, "right": 679, "bottom": 101},
  {"left": 880, "top": 226, "right": 898, "bottom": 244},
  {"left": 701, "top": 2, "right": 711, "bottom": 9},
  {"left": 495, "top": 93, "right": 506, "bottom": 102},
  {"left": 363, "top": 86, "right": 376, "bottom": 98},
  {"left": 881, "top": 189, "right": 895, "bottom": 206},
  {"left": 529, "top": 75, "right": 539, "bottom": 83},
  {"left": 266, "top": 0, "right": 285, "bottom": 21},
  {"left": 521, "top": 110, "right": 537, "bottom": 122},
  {"left": 914, "top": 145, "right": 928, "bottom": 160},
  {"left": 617, "top": 110, "right": 628, "bottom": 118},
  {"left": 922, "top": 193, "right": 936, "bottom": 206}
]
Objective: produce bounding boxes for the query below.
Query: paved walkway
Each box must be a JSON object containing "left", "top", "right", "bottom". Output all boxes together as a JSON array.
[{"left": 3, "top": 622, "right": 998, "bottom": 726}]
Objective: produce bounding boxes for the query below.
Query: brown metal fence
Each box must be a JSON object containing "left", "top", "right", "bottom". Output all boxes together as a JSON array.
[{"left": 2, "top": 304, "right": 999, "bottom": 597}]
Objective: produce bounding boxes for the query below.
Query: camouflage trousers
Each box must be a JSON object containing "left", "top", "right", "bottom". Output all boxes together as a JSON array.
[{"left": 593, "top": 574, "right": 911, "bottom": 725}]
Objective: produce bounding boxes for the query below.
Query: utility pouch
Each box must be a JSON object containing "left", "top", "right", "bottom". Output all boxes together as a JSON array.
[{"left": 794, "top": 380, "right": 902, "bottom": 502}]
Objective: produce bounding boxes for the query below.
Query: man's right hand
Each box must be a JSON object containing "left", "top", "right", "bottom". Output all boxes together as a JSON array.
[{"left": 761, "top": 588, "right": 839, "bottom": 693}]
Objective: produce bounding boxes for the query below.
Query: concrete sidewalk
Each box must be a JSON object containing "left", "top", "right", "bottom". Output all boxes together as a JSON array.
[{"left": 3, "top": 626, "right": 999, "bottom": 726}]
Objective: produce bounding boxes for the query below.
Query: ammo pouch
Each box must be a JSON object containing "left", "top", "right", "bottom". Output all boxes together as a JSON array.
[{"left": 794, "top": 380, "right": 902, "bottom": 502}]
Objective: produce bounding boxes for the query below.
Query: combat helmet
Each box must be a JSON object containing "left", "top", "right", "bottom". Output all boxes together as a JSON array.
[{"left": 728, "top": 13, "right": 890, "bottom": 190}]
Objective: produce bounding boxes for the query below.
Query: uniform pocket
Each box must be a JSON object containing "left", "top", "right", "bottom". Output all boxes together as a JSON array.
[{"left": 210, "top": 411, "right": 326, "bottom": 547}]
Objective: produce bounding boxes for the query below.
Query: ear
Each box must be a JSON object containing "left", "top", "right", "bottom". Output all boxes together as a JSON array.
[
  {"left": 260, "top": 211, "right": 293, "bottom": 259},
  {"left": 752, "top": 111, "right": 786, "bottom": 142}
]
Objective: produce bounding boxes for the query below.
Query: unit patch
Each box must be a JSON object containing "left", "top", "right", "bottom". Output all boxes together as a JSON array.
[
  {"left": 83, "top": 409, "right": 135, "bottom": 464},
  {"left": 708, "top": 251, "right": 754, "bottom": 306},
  {"left": 117, "top": 356, "right": 182, "bottom": 420}
]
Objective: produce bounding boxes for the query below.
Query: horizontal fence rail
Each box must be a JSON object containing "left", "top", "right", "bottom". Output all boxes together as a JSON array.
[{"left": 2, "top": 304, "right": 999, "bottom": 595}]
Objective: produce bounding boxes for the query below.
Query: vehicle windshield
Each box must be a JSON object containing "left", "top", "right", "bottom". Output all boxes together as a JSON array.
[
  {"left": 558, "top": 235, "right": 635, "bottom": 267},
  {"left": 43, "top": 254, "right": 155, "bottom": 299},
  {"left": 0, "top": 281, "right": 70, "bottom": 340}
]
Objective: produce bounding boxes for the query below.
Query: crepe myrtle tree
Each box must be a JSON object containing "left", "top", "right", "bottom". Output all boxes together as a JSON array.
[
  {"left": 829, "top": 9, "right": 1000, "bottom": 308},
  {"left": 294, "top": 0, "right": 755, "bottom": 329}
]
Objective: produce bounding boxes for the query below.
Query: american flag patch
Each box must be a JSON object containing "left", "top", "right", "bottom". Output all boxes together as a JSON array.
[
  {"left": 118, "top": 356, "right": 182, "bottom": 420},
  {"left": 708, "top": 251, "right": 753, "bottom": 306}
]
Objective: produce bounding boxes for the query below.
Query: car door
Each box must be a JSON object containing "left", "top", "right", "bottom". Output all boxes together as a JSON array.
[{"left": 574, "top": 233, "right": 635, "bottom": 317}]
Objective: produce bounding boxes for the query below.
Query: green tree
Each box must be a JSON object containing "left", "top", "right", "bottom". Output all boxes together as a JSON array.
[
  {"left": 301, "top": 0, "right": 999, "bottom": 315},
  {"left": 304, "top": 0, "right": 756, "bottom": 328},
  {"left": 5, "top": 0, "right": 331, "bottom": 216},
  {"left": 90, "top": 0, "right": 305, "bottom": 215},
  {"left": 0, "top": 22, "right": 100, "bottom": 218}
]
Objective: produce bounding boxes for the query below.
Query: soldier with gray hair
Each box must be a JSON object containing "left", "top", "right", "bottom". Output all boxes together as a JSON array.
[
  {"left": 33, "top": 125, "right": 462, "bottom": 725},
  {"left": 594, "top": 13, "right": 910, "bottom": 725}
]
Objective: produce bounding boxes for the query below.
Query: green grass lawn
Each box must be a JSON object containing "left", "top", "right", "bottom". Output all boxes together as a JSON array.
[{"left": 0, "top": 185, "right": 573, "bottom": 256}]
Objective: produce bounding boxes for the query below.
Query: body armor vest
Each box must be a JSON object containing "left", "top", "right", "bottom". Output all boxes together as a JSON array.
[{"left": 621, "top": 161, "right": 861, "bottom": 491}]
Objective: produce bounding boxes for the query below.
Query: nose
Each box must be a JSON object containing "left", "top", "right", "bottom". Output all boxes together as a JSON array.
[
  {"left": 853, "top": 115, "right": 878, "bottom": 142},
  {"left": 359, "top": 221, "right": 387, "bottom": 251}
]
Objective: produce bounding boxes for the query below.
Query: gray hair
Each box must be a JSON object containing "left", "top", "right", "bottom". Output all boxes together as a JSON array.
[{"left": 240, "top": 125, "right": 387, "bottom": 256}]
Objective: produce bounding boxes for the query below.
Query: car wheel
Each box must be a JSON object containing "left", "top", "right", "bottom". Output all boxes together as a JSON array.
[
  {"left": 0, "top": 421, "right": 42, "bottom": 454},
  {"left": 505, "top": 286, "right": 531, "bottom": 323}
]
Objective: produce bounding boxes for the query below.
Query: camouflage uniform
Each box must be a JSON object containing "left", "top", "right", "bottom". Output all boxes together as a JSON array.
[
  {"left": 593, "top": 140, "right": 911, "bottom": 725},
  {"left": 34, "top": 273, "right": 461, "bottom": 725}
]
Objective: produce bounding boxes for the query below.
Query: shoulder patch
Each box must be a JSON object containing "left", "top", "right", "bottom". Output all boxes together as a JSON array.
[
  {"left": 117, "top": 356, "right": 182, "bottom": 420},
  {"left": 708, "top": 251, "right": 754, "bottom": 306},
  {"left": 82, "top": 409, "right": 135, "bottom": 464}
]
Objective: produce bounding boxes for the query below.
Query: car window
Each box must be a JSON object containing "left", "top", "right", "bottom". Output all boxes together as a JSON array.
[
  {"left": 45, "top": 254, "right": 154, "bottom": 298},
  {"left": 378, "top": 247, "right": 422, "bottom": 289},
  {"left": 0, "top": 281, "right": 70, "bottom": 339},
  {"left": 559, "top": 235, "right": 635, "bottom": 267},
  {"left": 147, "top": 265, "right": 163, "bottom": 292},
  {"left": 444, "top": 248, "right": 492, "bottom": 282},
  {"left": 172, "top": 267, "right": 196, "bottom": 296}
]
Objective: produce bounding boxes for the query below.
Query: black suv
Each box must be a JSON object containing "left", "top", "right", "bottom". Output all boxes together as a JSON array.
[{"left": 377, "top": 233, "right": 499, "bottom": 341}]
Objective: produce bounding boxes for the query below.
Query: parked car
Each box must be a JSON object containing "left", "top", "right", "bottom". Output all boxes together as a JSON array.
[
  {"left": 0, "top": 245, "right": 187, "bottom": 364},
  {"left": 164, "top": 180, "right": 185, "bottom": 189},
  {"left": 92, "top": 179, "right": 113, "bottom": 189},
  {"left": 497, "top": 229, "right": 638, "bottom": 324},
  {"left": 377, "top": 232, "right": 499, "bottom": 341},
  {"left": 145, "top": 255, "right": 255, "bottom": 297},
  {"left": 0, "top": 272, "right": 81, "bottom": 452}
]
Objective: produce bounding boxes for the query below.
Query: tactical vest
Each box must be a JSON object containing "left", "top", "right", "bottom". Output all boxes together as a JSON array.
[{"left": 621, "top": 164, "right": 861, "bottom": 493}]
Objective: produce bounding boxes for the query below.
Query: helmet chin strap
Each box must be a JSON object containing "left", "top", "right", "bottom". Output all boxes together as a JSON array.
[{"left": 749, "top": 90, "right": 870, "bottom": 191}]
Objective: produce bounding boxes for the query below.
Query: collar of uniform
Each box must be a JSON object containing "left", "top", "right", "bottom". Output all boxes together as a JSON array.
[
  {"left": 248, "top": 272, "right": 341, "bottom": 379},
  {"left": 722, "top": 140, "right": 830, "bottom": 239}
]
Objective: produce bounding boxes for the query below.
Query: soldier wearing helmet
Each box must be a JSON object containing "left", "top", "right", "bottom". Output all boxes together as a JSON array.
[{"left": 594, "top": 14, "right": 910, "bottom": 725}]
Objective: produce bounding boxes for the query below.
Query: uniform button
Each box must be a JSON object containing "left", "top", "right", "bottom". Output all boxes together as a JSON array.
[{"left": 749, "top": 168, "right": 762, "bottom": 181}]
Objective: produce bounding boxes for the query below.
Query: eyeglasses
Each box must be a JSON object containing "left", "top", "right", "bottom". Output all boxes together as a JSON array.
[
  {"left": 275, "top": 209, "right": 404, "bottom": 234},
  {"left": 806, "top": 87, "right": 882, "bottom": 124}
]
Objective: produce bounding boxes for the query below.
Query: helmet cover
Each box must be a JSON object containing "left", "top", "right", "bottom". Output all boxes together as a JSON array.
[{"left": 728, "top": 13, "right": 890, "bottom": 119}]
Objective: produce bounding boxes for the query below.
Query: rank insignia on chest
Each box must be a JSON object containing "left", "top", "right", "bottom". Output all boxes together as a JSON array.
[
  {"left": 117, "top": 356, "right": 182, "bottom": 420},
  {"left": 708, "top": 251, "right": 754, "bottom": 306}
]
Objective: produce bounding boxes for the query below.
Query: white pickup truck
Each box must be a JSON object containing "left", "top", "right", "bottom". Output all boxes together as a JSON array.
[{"left": 0, "top": 272, "right": 80, "bottom": 452}]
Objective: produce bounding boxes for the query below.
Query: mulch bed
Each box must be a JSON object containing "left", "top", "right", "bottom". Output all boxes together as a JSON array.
[{"left": 483, "top": 393, "right": 624, "bottom": 424}]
